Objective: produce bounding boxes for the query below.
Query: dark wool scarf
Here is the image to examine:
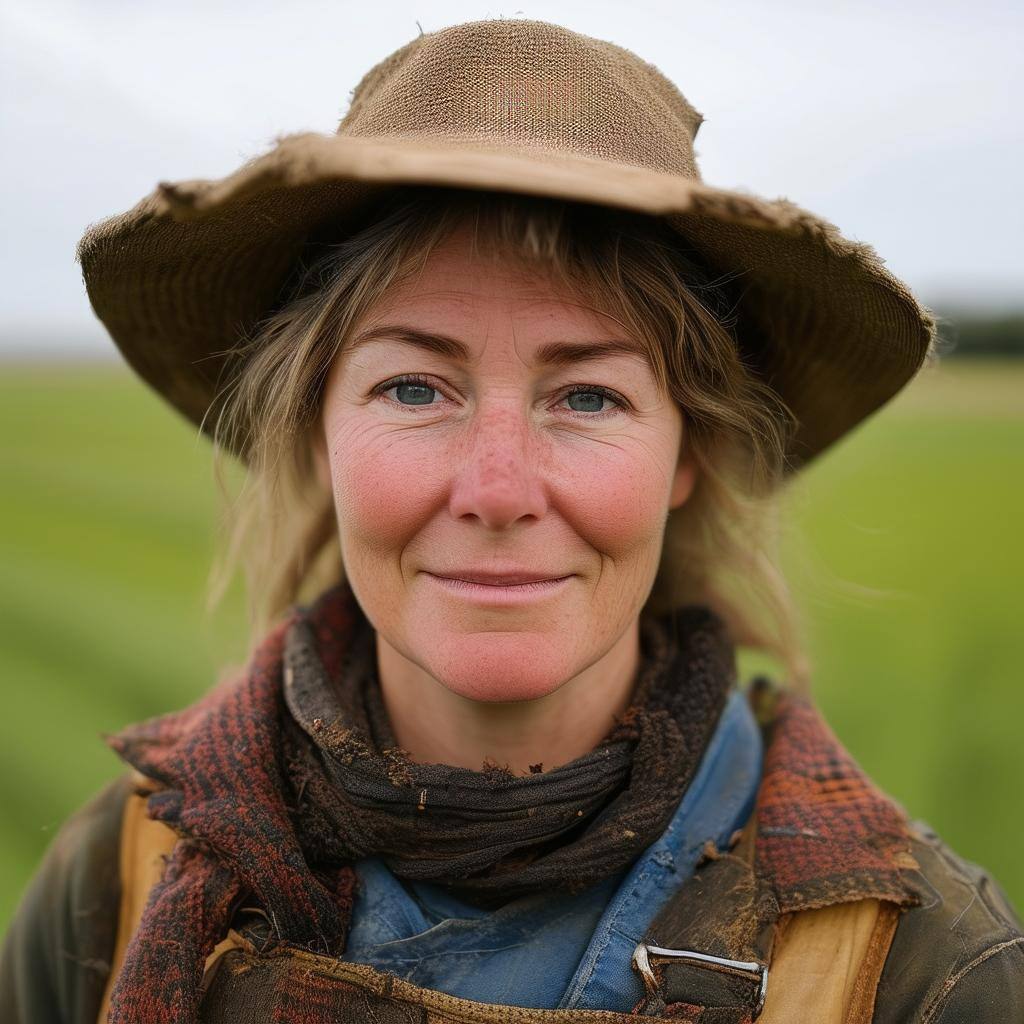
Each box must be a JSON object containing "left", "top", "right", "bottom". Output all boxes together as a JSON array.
[{"left": 104, "top": 579, "right": 736, "bottom": 1024}]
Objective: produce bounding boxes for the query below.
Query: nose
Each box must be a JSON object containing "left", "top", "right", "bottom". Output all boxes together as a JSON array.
[{"left": 447, "top": 404, "right": 549, "bottom": 530}]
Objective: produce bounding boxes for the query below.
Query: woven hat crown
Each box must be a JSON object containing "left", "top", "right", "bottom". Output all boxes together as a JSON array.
[{"left": 338, "top": 20, "right": 704, "bottom": 177}]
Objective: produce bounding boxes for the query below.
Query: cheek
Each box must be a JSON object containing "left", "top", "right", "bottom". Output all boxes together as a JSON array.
[
  {"left": 552, "top": 439, "right": 673, "bottom": 557},
  {"left": 325, "top": 417, "right": 445, "bottom": 555}
]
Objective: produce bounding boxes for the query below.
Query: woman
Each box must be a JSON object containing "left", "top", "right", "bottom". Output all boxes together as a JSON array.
[{"left": 2, "top": 17, "right": 1021, "bottom": 1024}]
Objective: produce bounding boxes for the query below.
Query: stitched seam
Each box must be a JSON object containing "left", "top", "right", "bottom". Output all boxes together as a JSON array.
[
  {"left": 920, "top": 936, "right": 1024, "bottom": 1024},
  {"left": 844, "top": 901, "right": 899, "bottom": 1024},
  {"left": 926, "top": 832, "right": 1021, "bottom": 935}
]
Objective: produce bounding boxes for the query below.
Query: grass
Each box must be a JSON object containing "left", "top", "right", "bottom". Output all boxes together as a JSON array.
[{"left": 1, "top": 357, "right": 1021, "bottom": 930}]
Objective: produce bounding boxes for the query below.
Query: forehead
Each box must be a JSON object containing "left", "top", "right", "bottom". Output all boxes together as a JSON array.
[
  {"left": 344, "top": 229, "right": 652, "bottom": 369},
  {"left": 346, "top": 323, "right": 649, "bottom": 371}
]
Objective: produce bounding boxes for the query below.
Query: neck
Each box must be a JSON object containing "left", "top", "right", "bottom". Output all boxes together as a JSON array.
[{"left": 374, "top": 619, "right": 642, "bottom": 776}]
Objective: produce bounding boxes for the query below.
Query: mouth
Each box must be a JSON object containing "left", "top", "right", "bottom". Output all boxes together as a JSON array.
[
  {"left": 433, "top": 572, "right": 570, "bottom": 586},
  {"left": 423, "top": 572, "right": 574, "bottom": 603}
]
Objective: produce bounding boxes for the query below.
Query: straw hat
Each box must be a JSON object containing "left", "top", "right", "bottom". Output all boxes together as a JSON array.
[{"left": 76, "top": 17, "right": 934, "bottom": 471}]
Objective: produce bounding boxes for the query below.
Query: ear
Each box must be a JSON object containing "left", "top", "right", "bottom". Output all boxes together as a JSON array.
[{"left": 668, "top": 452, "right": 698, "bottom": 511}]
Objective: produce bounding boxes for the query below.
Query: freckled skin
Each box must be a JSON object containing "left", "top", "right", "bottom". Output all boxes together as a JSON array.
[{"left": 314, "top": 225, "right": 698, "bottom": 774}]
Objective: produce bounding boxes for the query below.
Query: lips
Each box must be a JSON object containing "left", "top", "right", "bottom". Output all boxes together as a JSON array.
[{"left": 428, "top": 570, "right": 570, "bottom": 586}]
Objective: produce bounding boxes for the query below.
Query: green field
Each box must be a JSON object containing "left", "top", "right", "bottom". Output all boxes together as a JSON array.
[{"left": 1, "top": 358, "right": 1022, "bottom": 931}]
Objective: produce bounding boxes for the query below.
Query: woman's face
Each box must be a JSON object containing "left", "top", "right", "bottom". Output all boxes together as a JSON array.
[{"left": 315, "top": 223, "right": 697, "bottom": 704}]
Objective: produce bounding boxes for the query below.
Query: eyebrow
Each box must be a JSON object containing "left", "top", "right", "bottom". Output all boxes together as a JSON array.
[{"left": 347, "top": 324, "right": 650, "bottom": 367}]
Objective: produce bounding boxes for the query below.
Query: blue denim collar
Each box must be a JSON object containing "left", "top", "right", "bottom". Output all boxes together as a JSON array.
[{"left": 341, "top": 687, "right": 763, "bottom": 1012}]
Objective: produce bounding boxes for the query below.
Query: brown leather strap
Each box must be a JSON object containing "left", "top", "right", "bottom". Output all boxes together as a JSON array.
[
  {"left": 760, "top": 899, "right": 900, "bottom": 1024},
  {"left": 96, "top": 773, "right": 178, "bottom": 1024},
  {"left": 844, "top": 901, "right": 902, "bottom": 1024},
  {"left": 632, "top": 809, "right": 902, "bottom": 1022},
  {"left": 633, "top": 813, "right": 771, "bottom": 1019}
]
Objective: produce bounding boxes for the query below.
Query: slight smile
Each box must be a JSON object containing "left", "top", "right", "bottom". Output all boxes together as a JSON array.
[{"left": 423, "top": 572, "right": 574, "bottom": 604}]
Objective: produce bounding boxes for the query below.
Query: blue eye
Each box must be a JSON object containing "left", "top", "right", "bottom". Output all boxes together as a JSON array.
[
  {"left": 392, "top": 381, "right": 437, "bottom": 406},
  {"left": 560, "top": 386, "right": 624, "bottom": 417},
  {"left": 374, "top": 374, "right": 443, "bottom": 407},
  {"left": 564, "top": 390, "right": 610, "bottom": 413},
  {"left": 373, "top": 375, "right": 626, "bottom": 418}
]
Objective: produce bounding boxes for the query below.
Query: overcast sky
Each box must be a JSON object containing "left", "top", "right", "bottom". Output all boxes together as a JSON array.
[{"left": 2, "top": 0, "right": 1021, "bottom": 356}]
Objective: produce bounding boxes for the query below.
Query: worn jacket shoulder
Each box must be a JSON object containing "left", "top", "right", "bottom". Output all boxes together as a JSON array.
[
  {"left": 0, "top": 773, "right": 134, "bottom": 1024},
  {"left": 874, "top": 819, "right": 1024, "bottom": 1024}
]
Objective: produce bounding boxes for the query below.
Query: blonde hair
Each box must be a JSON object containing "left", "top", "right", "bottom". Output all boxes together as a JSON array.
[{"left": 206, "top": 187, "right": 808, "bottom": 685}]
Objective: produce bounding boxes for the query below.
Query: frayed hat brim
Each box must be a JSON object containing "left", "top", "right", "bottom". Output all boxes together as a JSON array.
[{"left": 77, "top": 126, "right": 935, "bottom": 470}]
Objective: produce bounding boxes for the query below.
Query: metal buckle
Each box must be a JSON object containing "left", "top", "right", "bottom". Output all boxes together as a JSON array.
[{"left": 632, "top": 941, "right": 769, "bottom": 1020}]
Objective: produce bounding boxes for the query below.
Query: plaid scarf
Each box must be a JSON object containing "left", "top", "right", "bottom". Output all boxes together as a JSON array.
[{"left": 104, "top": 579, "right": 736, "bottom": 1023}]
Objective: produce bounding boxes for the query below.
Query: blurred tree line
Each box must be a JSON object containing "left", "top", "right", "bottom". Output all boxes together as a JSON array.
[{"left": 936, "top": 309, "right": 1024, "bottom": 357}]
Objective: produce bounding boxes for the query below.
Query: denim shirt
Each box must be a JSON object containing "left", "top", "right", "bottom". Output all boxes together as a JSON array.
[{"left": 340, "top": 688, "right": 763, "bottom": 1012}]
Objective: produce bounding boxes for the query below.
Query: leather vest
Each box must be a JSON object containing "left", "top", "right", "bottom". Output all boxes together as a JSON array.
[
  {"left": 101, "top": 780, "right": 899, "bottom": 1024},
  {"left": 97, "top": 683, "right": 918, "bottom": 1024}
]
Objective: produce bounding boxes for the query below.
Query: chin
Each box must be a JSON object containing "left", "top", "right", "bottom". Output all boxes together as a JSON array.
[{"left": 427, "top": 632, "right": 573, "bottom": 704}]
